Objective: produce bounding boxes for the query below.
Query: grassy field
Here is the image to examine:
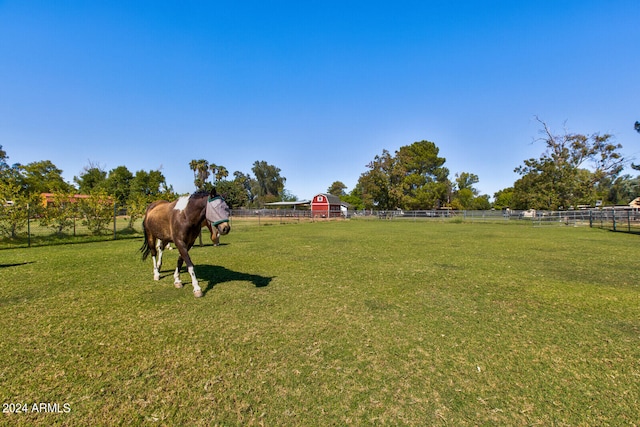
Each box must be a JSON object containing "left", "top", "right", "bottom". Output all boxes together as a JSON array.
[{"left": 1, "top": 220, "right": 638, "bottom": 426}]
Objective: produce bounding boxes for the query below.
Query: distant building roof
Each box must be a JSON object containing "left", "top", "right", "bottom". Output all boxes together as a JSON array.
[{"left": 264, "top": 200, "right": 310, "bottom": 207}]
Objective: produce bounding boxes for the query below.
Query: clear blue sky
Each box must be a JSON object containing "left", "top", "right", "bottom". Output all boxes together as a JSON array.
[{"left": 1, "top": 1, "right": 638, "bottom": 200}]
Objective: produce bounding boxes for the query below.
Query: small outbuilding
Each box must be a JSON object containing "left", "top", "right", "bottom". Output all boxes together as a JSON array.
[
  {"left": 311, "top": 193, "right": 342, "bottom": 218},
  {"left": 40, "top": 193, "right": 91, "bottom": 208}
]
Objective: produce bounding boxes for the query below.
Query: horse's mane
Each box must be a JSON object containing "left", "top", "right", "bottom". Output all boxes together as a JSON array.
[{"left": 190, "top": 190, "right": 211, "bottom": 199}]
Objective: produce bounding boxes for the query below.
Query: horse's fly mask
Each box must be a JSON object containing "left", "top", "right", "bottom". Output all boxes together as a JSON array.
[{"left": 206, "top": 196, "right": 230, "bottom": 227}]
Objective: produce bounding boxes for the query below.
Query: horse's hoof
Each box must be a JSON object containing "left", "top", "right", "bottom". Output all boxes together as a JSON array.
[
  {"left": 174, "top": 282, "right": 183, "bottom": 289},
  {"left": 193, "top": 290, "right": 203, "bottom": 298}
]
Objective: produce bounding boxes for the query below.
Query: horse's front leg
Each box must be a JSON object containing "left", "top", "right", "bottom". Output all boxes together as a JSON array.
[
  {"left": 174, "top": 240, "right": 203, "bottom": 298},
  {"left": 186, "top": 258, "right": 203, "bottom": 298},
  {"left": 173, "top": 253, "right": 202, "bottom": 298}
]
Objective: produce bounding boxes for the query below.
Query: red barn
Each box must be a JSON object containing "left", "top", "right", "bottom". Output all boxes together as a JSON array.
[{"left": 311, "top": 193, "right": 342, "bottom": 218}]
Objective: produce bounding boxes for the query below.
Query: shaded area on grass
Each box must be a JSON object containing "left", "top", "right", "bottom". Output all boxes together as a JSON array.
[
  {"left": 0, "top": 261, "right": 34, "bottom": 268},
  {"left": 154, "top": 264, "right": 273, "bottom": 295},
  {"left": 199, "top": 264, "right": 273, "bottom": 294}
]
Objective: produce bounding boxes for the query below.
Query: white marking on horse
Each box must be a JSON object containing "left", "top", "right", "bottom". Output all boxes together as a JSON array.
[{"left": 174, "top": 196, "right": 189, "bottom": 212}]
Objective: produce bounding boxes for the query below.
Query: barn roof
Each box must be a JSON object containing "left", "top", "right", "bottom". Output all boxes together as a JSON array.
[{"left": 313, "top": 193, "right": 342, "bottom": 205}]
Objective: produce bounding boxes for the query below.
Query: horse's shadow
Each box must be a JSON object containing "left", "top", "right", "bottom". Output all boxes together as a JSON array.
[
  {"left": 0, "top": 261, "right": 34, "bottom": 269},
  {"left": 157, "top": 264, "right": 272, "bottom": 295},
  {"left": 196, "top": 264, "right": 273, "bottom": 295}
]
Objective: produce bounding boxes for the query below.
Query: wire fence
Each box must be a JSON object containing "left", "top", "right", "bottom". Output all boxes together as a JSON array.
[
  {"left": 588, "top": 209, "right": 640, "bottom": 234},
  {"left": 0, "top": 207, "right": 140, "bottom": 249},
  {"left": 2, "top": 205, "right": 638, "bottom": 249},
  {"left": 348, "top": 208, "right": 640, "bottom": 234}
]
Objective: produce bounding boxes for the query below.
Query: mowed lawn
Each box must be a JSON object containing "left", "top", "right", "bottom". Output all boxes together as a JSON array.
[{"left": 1, "top": 220, "right": 638, "bottom": 426}]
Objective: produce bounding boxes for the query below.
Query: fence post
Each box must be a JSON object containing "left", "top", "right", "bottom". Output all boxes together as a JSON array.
[
  {"left": 27, "top": 203, "right": 31, "bottom": 248},
  {"left": 113, "top": 202, "right": 117, "bottom": 240},
  {"left": 612, "top": 207, "right": 616, "bottom": 232}
]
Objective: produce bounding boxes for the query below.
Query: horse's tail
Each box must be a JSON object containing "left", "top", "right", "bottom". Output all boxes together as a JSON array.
[{"left": 140, "top": 219, "right": 151, "bottom": 261}]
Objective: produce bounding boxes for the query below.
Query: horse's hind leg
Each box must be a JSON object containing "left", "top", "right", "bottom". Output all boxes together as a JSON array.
[
  {"left": 154, "top": 240, "right": 168, "bottom": 280},
  {"left": 173, "top": 256, "right": 184, "bottom": 289},
  {"left": 145, "top": 234, "right": 162, "bottom": 281}
]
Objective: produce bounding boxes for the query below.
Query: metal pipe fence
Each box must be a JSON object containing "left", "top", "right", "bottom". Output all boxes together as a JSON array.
[
  {"left": 588, "top": 209, "right": 640, "bottom": 234},
  {"left": 3, "top": 205, "right": 638, "bottom": 249},
  {"left": 350, "top": 208, "right": 640, "bottom": 234}
]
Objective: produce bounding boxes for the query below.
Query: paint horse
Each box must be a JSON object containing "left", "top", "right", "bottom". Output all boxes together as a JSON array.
[
  {"left": 163, "top": 221, "right": 219, "bottom": 252},
  {"left": 140, "top": 189, "right": 230, "bottom": 297}
]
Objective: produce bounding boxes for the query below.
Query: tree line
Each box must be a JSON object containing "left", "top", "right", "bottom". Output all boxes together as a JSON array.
[
  {"left": 335, "top": 119, "right": 637, "bottom": 211},
  {"left": 182, "top": 118, "right": 638, "bottom": 212},
  {"left": 0, "top": 152, "right": 176, "bottom": 237},
  {"left": 0, "top": 149, "right": 294, "bottom": 238},
  {"left": 1, "top": 118, "right": 639, "bottom": 238},
  {"left": 187, "top": 159, "right": 292, "bottom": 208}
]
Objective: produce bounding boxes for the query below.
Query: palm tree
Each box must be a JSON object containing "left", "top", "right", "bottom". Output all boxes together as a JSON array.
[
  {"left": 189, "top": 159, "right": 210, "bottom": 190},
  {"left": 214, "top": 165, "right": 228, "bottom": 183}
]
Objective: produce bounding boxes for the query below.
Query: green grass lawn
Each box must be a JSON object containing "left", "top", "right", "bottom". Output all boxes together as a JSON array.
[{"left": 1, "top": 220, "right": 638, "bottom": 425}]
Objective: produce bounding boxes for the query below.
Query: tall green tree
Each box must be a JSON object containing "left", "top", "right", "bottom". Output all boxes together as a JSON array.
[
  {"left": 454, "top": 172, "right": 479, "bottom": 194},
  {"left": 471, "top": 194, "right": 492, "bottom": 210},
  {"left": 396, "top": 141, "right": 450, "bottom": 209},
  {"left": 358, "top": 141, "right": 450, "bottom": 210},
  {"left": 358, "top": 149, "right": 397, "bottom": 210},
  {"left": 22, "top": 160, "right": 72, "bottom": 195},
  {"left": 343, "top": 186, "right": 364, "bottom": 210},
  {"left": 451, "top": 188, "right": 475, "bottom": 210},
  {"left": 74, "top": 163, "right": 107, "bottom": 194},
  {"left": 450, "top": 172, "right": 482, "bottom": 209},
  {"left": 104, "top": 166, "right": 133, "bottom": 207},
  {"left": 602, "top": 174, "right": 640, "bottom": 205},
  {"left": 493, "top": 188, "right": 514, "bottom": 210},
  {"left": 126, "top": 168, "right": 173, "bottom": 227},
  {"left": 129, "top": 170, "right": 172, "bottom": 198},
  {"left": 215, "top": 179, "right": 249, "bottom": 209},
  {"left": 0, "top": 145, "right": 8, "bottom": 171},
  {"left": 251, "top": 161, "right": 286, "bottom": 204},
  {"left": 513, "top": 119, "right": 625, "bottom": 210},
  {"left": 232, "top": 171, "right": 256, "bottom": 206},
  {"left": 327, "top": 181, "right": 347, "bottom": 197}
]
